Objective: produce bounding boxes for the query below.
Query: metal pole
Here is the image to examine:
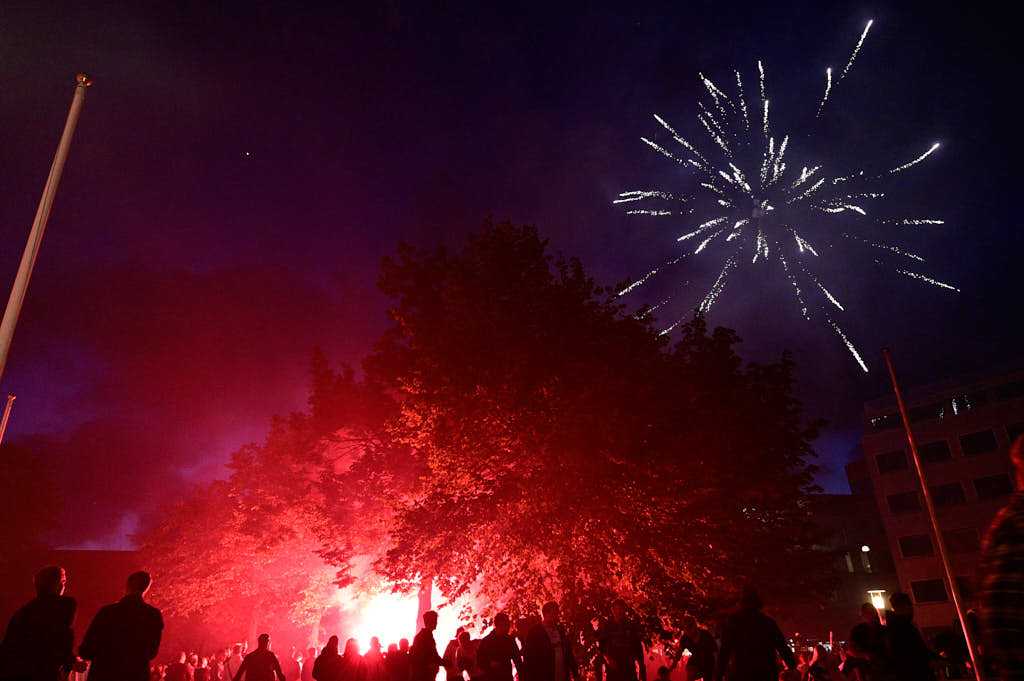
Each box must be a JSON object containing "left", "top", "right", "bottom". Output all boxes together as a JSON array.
[
  {"left": 882, "top": 348, "right": 982, "bottom": 681},
  {"left": 0, "top": 73, "right": 92, "bottom": 385},
  {"left": 0, "top": 394, "right": 14, "bottom": 445}
]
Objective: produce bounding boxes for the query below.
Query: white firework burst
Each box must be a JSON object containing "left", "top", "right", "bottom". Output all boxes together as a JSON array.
[{"left": 615, "top": 19, "right": 956, "bottom": 372}]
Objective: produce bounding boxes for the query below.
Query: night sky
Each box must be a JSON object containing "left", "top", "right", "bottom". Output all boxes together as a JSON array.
[{"left": 1, "top": 1, "right": 1018, "bottom": 549}]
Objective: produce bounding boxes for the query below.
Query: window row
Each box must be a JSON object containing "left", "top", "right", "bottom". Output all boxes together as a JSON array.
[
  {"left": 874, "top": 426, "right": 1017, "bottom": 475},
  {"left": 911, "top": 576, "right": 974, "bottom": 604},
  {"left": 869, "top": 380, "right": 1024, "bottom": 432},
  {"left": 897, "top": 528, "right": 980, "bottom": 558},
  {"left": 885, "top": 474, "right": 1014, "bottom": 514}
]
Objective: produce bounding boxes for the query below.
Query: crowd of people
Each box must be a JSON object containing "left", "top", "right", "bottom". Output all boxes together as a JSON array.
[{"left": 1, "top": 440, "right": 1022, "bottom": 681}]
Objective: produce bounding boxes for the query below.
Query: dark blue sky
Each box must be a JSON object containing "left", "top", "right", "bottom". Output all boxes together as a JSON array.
[{"left": 0, "top": 1, "right": 1018, "bottom": 547}]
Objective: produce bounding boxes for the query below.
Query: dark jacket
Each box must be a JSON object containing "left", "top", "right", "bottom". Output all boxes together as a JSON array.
[
  {"left": 883, "top": 614, "right": 935, "bottom": 681},
  {"left": 409, "top": 630, "right": 443, "bottom": 681},
  {"left": 679, "top": 628, "right": 717, "bottom": 681},
  {"left": 597, "top": 620, "right": 643, "bottom": 681},
  {"left": 476, "top": 632, "right": 521, "bottom": 681},
  {"left": 79, "top": 595, "right": 163, "bottom": 681},
  {"left": 715, "top": 608, "right": 794, "bottom": 681},
  {"left": 523, "top": 623, "right": 577, "bottom": 681},
  {"left": 233, "top": 649, "right": 286, "bottom": 681},
  {"left": 0, "top": 594, "right": 77, "bottom": 681},
  {"left": 312, "top": 651, "right": 342, "bottom": 681}
]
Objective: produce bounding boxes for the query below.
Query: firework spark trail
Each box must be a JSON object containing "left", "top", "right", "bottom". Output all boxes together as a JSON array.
[
  {"left": 826, "top": 314, "right": 869, "bottom": 372},
  {"left": 884, "top": 218, "right": 945, "bottom": 225},
  {"left": 816, "top": 67, "right": 833, "bottom": 117},
  {"left": 841, "top": 233, "right": 925, "bottom": 261},
  {"left": 892, "top": 266, "right": 960, "bottom": 291},
  {"left": 677, "top": 216, "right": 728, "bottom": 241},
  {"left": 697, "top": 251, "right": 740, "bottom": 314},
  {"left": 889, "top": 142, "right": 941, "bottom": 174},
  {"left": 653, "top": 115, "right": 710, "bottom": 166},
  {"left": 617, "top": 20, "right": 953, "bottom": 370},
  {"left": 735, "top": 71, "right": 750, "bottom": 130},
  {"left": 841, "top": 20, "right": 874, "bottom": 80}
]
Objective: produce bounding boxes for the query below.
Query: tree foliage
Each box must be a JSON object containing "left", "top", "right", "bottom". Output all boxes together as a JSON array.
[{"left": 138, "top": 220, "right": 825, "bottom": 637}]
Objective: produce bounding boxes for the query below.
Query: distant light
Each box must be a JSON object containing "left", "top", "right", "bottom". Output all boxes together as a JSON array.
[
  {"left": 868, "top": 589, "right": 886, "bottom": 611},
  {"left": 861, "top": 545, "right": 871, "bottom": 552}
]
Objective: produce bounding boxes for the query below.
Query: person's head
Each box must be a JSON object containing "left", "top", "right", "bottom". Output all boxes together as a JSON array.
[
  {"left": 399, "top": 638, "right": 409, "bottom": 652},
  {"left": 458, "top": 631, "right": 472, "bottom": 648},
  {"left": 1011, "top": 435, "right": 1024, "bottom": 489},
  {"left": 680, "top": 614, "right": 698, "bottom": 637},
  {"left": 860, "top": 602, "right": 881, "bottom": 625},
  {"left": 178, "top": 652, "right": 187, "bottom": 664},
  {"left": 308, "top": 646, "right": 316, "bottom": 658},
  {"left": 201, "top": 658, "right": 209, "bottom": 669},
  {"left": 739, "top": 586, "right": 762, "bottom": 611},
  {"left": 189, "top": 654, "right": 198, "bottom": 665},
  {"left": 233, "top": 644, "right": 243, "bottom": 655},
  {"left": 656, "top": 666, "right": 670, "bottom": 680},
  {"left": 344, "top": 638, "right": 360, "bottom": 658},
  {"left": 611, "top": 599, "right": 627, "bottom": 622},
  {"left": 325, "top": 636, "right": 339, "bottom": 654},
  {"left": 889, "top": 591, "right": 913, "bottom": 619},
  {"left": 257, "top": 634, "right": 271, "bottom": 650},
  {"left": 371, "top": 636, "right": 381, "bottom": 651},
  {"left": 387, "top": 643, "right": 398, "bottom": 655},
  {"left": 127, "top": 571, "right": 153, "bottom": 597},
  {"left": 493, "top": 612, "right": 511, "bottom": 635},
  {"left": 34, "top": 565, "right": 66, "bottom": 597},
  {"left": 423, "top": 610, "right": 439, "bottom": 631},
  {"left": 541, "top": 601, "right": 560, "bottom": 625}
]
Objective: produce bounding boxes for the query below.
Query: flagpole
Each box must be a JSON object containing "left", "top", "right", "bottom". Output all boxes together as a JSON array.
[
  {"left": 0, "top": 394, "right": 15, "bottom": 446},
  {"left": 0, "top": 73, "right": 92, "bottom": 385},
  {"left": 882, "top": 348, "right": 982, "bottom": 681}
]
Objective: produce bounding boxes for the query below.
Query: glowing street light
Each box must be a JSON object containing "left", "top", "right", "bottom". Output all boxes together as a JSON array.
[{"left": 867, "top": 589, "right": 886, "bottom": 612}]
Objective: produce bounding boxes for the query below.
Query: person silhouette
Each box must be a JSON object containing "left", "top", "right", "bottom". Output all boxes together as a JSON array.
[
  {"left": 0, "top": 565, "right": 77, "bottom": 681},
  {"left": 714, "top": 587, "right": 795, "bottom": 681},
  {"left": 79, "top": 571, "right": 164, "bottom": 681},
  {"left": 523, "top": 602, "right": 579, "bottom": 681},
  {"left": 410, "top": 612, "right": 444, "bottom": 681},
  {"left": 233, "top": 634, "right": 286, "bottom": 681},
  {"left": 477, "top": 613, "right": 522, "bottom": 681},
  {"left": 313, "top": 637, "right": 342, "bottom": 681}
]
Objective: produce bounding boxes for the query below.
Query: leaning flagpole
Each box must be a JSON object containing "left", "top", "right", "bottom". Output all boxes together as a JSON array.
[
  {"left": 0, "top": 394, "right": 15, "bottom": 446},
  {"left": 882, "top": 348, "right": 982, "bottom": 681},
  {"left": 0, "top": 73, "right": 92, "bottom": 385}
]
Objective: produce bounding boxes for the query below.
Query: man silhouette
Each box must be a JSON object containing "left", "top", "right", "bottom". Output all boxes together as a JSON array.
[
  {"left": 714, "top": 587, "right": 794, "bottom": 681},
  {"left": 0, "top": 566, "right": 77, "bottom": 681},
  {"left": 79, "top": 571, "right": 164, "bottom": 681},
  {"left": 410, "top": 611, "right": 444, "bottom": 681},
  {"left": 232, "top": 634, "right": 286, "bottom": 681},
  {"left": 523, "top": 602, "right": 579, "bottom": 681},
  {"left": 477, "top": 614, "right": 522, "bottom": 681},
  {"left": 598, "top": 601, "right": 644, "bottom": 681}
]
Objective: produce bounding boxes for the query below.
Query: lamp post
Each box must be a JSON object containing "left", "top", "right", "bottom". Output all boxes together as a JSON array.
[
  {"left": 882, "top": 348, "right": 982, "bottom": 681},
  {"left": 0, "top": 74, "right": 91, "bottom": 385}
]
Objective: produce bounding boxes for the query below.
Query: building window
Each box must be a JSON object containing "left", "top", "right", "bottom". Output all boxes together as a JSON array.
[
  {"left": 1008, "top": 422, "right": 1024, "bottom": 444},
  {"left": 930, "top": 482, "right": 967, "bottom": 507},
  {"left": 888, "top": 491, "right": 921, "bottom": 514},
  {"left": 943, "top": 528, "right": 980, "bottom": 554},
  {"left": 870, "top": 413, "right": 901, "bottom": 431},
  {"left": 898, "top": 534, "right": 934, "bottom": 558},
  {"left": 919, "top": 441, "right": 952, "bottom": 464},
  {"left": 909, "top": 402, "right": 945, "bottom": 424},
  {"left": 911, "top": 579, "right": 948, "bottom": 603},
  {"left": 974, "top": 474, "right": 1014, "bottom": 500},
  {"left": 876, "top": 450, "right": 909, "bottom": 474},
  {"left": 961, "top": 430, "right": 999, "bottom": 456}
]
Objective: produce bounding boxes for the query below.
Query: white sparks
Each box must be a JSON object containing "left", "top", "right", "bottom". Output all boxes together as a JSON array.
[
  {"left": 698, "top": 253, "right": 739, "bottom": 314},
  {"left": 841, "top": 19, "right": 874, "bottom": 81},
  {"left": 885, "top": 218, "right": 945, "bottom": 225},
  {"left": 889, "top": 142, "right": 941, "bottom": 174},
  {"left": 893, "top": 267, "right": 959, "bottom": 291},
  {"left": 757, "top": 60, "right": 766, "bottom": 103},
  {"left": 762, "top": 98, "right": 770, "bottom": 137},
  {"left": 677, "top": 216, "right": 728, "bottom": 241},
  {"left": 614, "top": 190, "right": 678, "bottom": 203},
  {"left": 788, "top": 177, "right": 826, "bottom": 204},
  {"left": 844, "top": 233, "right": 925, "bottom": 261},
  {"left": 816, "top": 67, "right": 833, "bottom": 117},
  {"left": 792, "top": 165, "right": 821, "bottom": 189},
  {"left": 626, "top": 209, "right": 673, "bottom": 216},
  {"left": 792, "top": 231, "right": 819, "bottom": 256},
  {"left": 699, "top": 115, "right": 732, "bottom": 156},
  {"left": 641, "top": 137, "right": 684, "bottom": 164},
  {"left": 735, "top": 70, "right": 750, "bottom": 130},
  {"left": 653, "top": 114, "right": 710, "bottom": 166},
  {"left": 826, "top": 314, "right": 869, "bottom": 372}
]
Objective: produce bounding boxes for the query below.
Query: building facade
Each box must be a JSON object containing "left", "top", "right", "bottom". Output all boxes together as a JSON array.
[{"left": 859, "top": 368, "right": 1024, "bottom": 634}]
